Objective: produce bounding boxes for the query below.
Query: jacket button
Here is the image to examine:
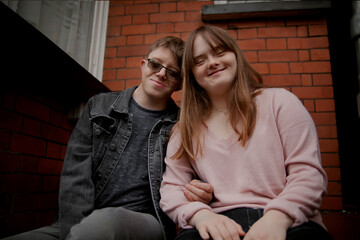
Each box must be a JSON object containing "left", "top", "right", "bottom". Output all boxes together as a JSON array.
[
  {"left": 95, "top": 129, "right": 101, "bottom": 136},
  {"left": 110, "top": 143, "right": 116, "bottom": 151}
]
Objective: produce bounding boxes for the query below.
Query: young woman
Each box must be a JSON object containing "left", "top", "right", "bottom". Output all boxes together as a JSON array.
[{"left": 160, "top": 25, "right": 333, "bottom": 240}]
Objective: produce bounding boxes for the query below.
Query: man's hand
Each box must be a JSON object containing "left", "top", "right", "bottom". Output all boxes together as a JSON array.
[{"left": 183, "top": 179, "right": 214, "bottom": 204}]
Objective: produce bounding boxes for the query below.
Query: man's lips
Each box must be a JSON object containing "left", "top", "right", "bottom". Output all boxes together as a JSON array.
[
  {"left": 208, "top": 67, "right": 225, "bottom": 76},
  {"left": 151, "top": 78, "right": 167, "bottom": 88}
]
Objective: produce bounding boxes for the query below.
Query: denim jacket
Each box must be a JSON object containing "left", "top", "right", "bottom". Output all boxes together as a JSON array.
[{"left": 58, "top": 87, "right": 178, "bottom": 240}]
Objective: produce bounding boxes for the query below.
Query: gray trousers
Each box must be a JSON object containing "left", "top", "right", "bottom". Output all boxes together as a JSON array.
[{"left": 2, "top": 207, "right": 163, "bottom": 240}]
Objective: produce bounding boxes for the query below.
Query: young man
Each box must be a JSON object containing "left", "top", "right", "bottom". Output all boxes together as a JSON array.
[{"left": 3, "top": 36, "right": 213, "bottom": 240}]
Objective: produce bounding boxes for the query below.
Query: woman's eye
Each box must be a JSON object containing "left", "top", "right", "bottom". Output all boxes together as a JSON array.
[
  {"left": 217, "top": 50, "right": 225, "bottom": 56},
  {"left": 195, "top": 59, "right": 204, "bottom": 65}
]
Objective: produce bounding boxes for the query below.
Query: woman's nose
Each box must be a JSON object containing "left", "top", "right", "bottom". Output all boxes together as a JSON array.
[{"left": 208, "top": 55, "right": 219, "bottom": 67}]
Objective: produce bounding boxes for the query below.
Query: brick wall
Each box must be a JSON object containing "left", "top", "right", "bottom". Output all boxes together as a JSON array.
[
  {"left": 0, "top": 90, "right": 75, "bottom": 237},
  {"left": 103, "top": 0, "right": 343, "bottom": 236}
]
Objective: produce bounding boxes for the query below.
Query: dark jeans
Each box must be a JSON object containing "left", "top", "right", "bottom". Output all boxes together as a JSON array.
[{"left": 176, "top": 208, "right": 333, "bottom": 240}]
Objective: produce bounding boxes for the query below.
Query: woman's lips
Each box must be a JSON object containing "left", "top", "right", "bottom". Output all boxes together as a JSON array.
[{"left": 208, "top": 67, "right": 225, "bottom": 76}]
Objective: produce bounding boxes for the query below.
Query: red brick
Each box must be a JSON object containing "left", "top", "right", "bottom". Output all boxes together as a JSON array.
[
  {"left": 157, "top": 23, "right": 175, "bottom": 33},
  {"left": 122, "top": 24, "right": 156, "bottom": 35},
  {"left": 3, "top": 174, "right": 42, "bottom": 193},
  {"left": 127, "top": 35, "right": 144, "bottom": 45},
  {"left": 132, "top": 14, "right": 149, "bottom": 24},
  {"left": 311, "top": 49, "right": 330, "bottom": 61},
  {"left": 327, "top": 181, "right": 342, "bottom": 196},
  {"left": 252, "top": 63, "right": 269, "bottom": 74},
  {"left": 116, "top": 68, "right": 142, "bottom": 79},
  {"left": 105, "top": 47, "right": 117, "bottom": 58},
  {"left": 313, "top": 74, "right": 333, "bottom": 85},
  {"left": 288, "top": 37, "right": 329, "bottom": 49},
  {"left": 317, "top": 125, "right": 337, "bottom": 139},
  {"left": 102, "top": 69, "right": 116, "bottom": 81},
  {"left": 238, "top": 39, "right": 266, "bottom": 51},
  {"left": 12, "top": 193, "right": 36, "bottom": 213},
  {"left": 117, "top": 45, "right": 150, "bottom": 57},
  {"left": 107, "top": 15, "right": 132, "bottom": 26},
  {"left": 104, "top": 58, "right": 126, "bottom": 69},
  {"left": 18, "top": 155, "right": 39, "bottom": 173},
  {"left": 0, "top": 194, "right": 12, "bottom": 214},
  {"left": 46, "top": 142, "right": 62, "bottom": 159},
  {"left": 258, "top": 50, "right": 298, "bottom": 62},
  {"left": 258, "top": 26, "right": 297, "bottom": 38},
  {"left": 145, "top": 33, "right": 179, "bottom": 44},
  {"left": 315, "top": 99, "right": 335, "bottom": 112},
  {"left": 290, "top": 62, "right": 331, "bottom": 73},
  {"left": 38, "top": 158, "right": 63, "bottom": 175},
  {"left": 177, "top": 1, "right": 212, "bottom": 11},
  {"left": 106, "top": 36, "right": 126, "bottom": 47},
  {"left": 321, "top": 153, "right": 340, "bottom": 167},
  {"left": 262, "top": 74, "right": 301, "bottom": 87},
  {"left": 269, "top": 63, "right": 289, "bottom": 74},
  {"left": 160, "top": 2, "right": 176, "bottom": 12},
  {"left": 310, "top": 112, "right": 337, "bottom": 125},
  {"left": 0, "top": 151, "right": 18, "bottom": 172},
  {"left": 321, "top": 196, "right": 343, "bottom": 210},
  {"left": 60, "top": 145, "right": 67, "bottom": 160},
  {"left": 10, "top": 134, "right": 46, "bottom": 156},
  {"left": 297, "top": 26, "right": 308, "bottom": 37},
  {"left": 0, "top": 212, "right": 37, "bottom": 236},
  {"left": 292, "top": 86, "right": 334, "bottom": 99},
  {"left": 0, "top": 109, "right": 22, "bottom": 132},
  {"left": 2, "top": 91, "right": 17, "bottom": 110},
  {"left": 108, "top": 6, "right": 125, "bottom": 16},
  {"left": 0, "top": 129, "right": 11, "bottom": 150},
  {"left": 150, "top": 12, "right": 185, "bottom": 23},
  {"left": 185, "top": 11, "right": 201, "bottom": 21},
  {"left": 104, "top": 80, "right": 126, "bottom": 92},
  {"left": 303, "top": 99, "right": 315, "bottom": 112},
  {"left": 325, "top": 167, "right": 341, "bottom": 181},
  {"left": 107, "top": 26, "right": 121, "bottom": 37},
  {"left": 230, "top": 20, "right": 266, "bottom": 29},
  {"left": 49, "top": 109, "right": 63, "bottom": 127},
  {"left": 41, "top": 124, "right": 71, "bottom": 145},
  {"left": 126, "top": 57, "right": 143, "bottom": 68},
  {"left": 125, "top": 4, "right": 158, "bottom": 15},
  {"left": 42, "top": 176, "right": 60, "bottom": 191},
  {"left": 22, "top": 117, "right": 41, "bottom": 137},
  {"left": 125, "top": 79, "right": 142, "bottom": 89},
  {"left": 243, "top": 51, "right": 258, "bottom": 63},
  {"left": 299, "top": 50, "right": 310, "bottom": 61},
  {"left": 16, "top": 96, "right": 50, "bottom": 122},
  {"left": 237, "top": 28, "right": 257, "bottom": 39},
  {"left": 301, "top": 74, "right": 312, "bottom": 86},
  {"left": 266, "top": 38, "right": 287, "bottom": 50},
  {"left": 34, "top": 193, "right": 58, "bottom": 210},
  {"left": 309, "top": 24, "right": 328, "bottom": 36},
  {"left": 174, "top": 22, "right": 202, "bottom": 32},
  {"left": 319, "top": 139, "right": 338, "bottom": 152},
  {"left": 286, "top": 18, "right": 327, "bottom": 26}
]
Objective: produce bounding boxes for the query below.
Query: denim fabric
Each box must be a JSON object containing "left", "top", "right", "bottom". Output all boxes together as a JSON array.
[
  {"left": 58, "top": 87, "right": 178, "bottom": 240},
  {"left": 176, "top": 208, "right": 333, "bottom": 240}
]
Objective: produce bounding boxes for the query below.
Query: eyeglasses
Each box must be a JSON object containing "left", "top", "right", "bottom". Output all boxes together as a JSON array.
[{"left": 147, "top": 59, "right": 181, "bottom": 82}]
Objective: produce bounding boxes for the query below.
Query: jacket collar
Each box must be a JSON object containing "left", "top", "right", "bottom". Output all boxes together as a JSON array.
[{"left": 111, "top": 86, "right": 179, "bottom": 122}]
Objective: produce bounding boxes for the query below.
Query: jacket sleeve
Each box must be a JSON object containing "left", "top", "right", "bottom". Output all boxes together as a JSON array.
[
  {"left": 264, "top": 89, "right": 328, "bottom": 226},
  {"left": 160, "top": 129, "right": 212, "bottom": 229},
  {"left": 58, "top": 97, "right": 95, "bottom": 240}
]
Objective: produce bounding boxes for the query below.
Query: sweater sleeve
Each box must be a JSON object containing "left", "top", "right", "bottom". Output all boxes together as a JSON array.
[
  {"left": 264, "top": 89, "right": 328, "bottom": 226},
  {"left": 160, "top": 129, "right": 212, "bottom": 229}
]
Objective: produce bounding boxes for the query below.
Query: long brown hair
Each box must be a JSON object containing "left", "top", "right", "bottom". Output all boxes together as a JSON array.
[{"left": 172, "top": 25, "right": 264, "bottom": 161}]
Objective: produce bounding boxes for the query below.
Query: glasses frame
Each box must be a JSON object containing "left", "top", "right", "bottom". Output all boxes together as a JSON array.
[{"left": 147, "top": 58, "right": 181, "bottom": 82}]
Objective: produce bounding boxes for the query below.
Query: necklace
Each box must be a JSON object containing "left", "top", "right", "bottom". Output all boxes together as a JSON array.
[{"left": 213, "top": 108, "right": 229, "bottom": 115}]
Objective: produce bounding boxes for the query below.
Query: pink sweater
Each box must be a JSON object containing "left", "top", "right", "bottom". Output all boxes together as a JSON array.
[{"left": 160, "top": 88, "right": 327, "bottom": 230}]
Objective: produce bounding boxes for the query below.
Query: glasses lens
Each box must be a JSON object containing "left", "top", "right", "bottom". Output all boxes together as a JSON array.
[
  {"left": 148, "top": 60, "right": 162, "bottom": 71},
  {"left": 166, "top": 69, "right": 180, "bottom": 80}
]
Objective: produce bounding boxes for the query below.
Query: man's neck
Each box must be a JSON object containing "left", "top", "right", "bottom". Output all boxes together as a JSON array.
[{"left": 132, "top": 86, "right": 169, "bottom": 111}]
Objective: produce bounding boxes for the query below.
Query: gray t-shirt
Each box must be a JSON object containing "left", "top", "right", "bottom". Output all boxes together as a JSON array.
[{"left": 96, "top": 97, "right": 166, "bottom": 217}]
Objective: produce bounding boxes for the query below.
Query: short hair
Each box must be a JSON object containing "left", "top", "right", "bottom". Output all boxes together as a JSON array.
[{"left": 147, "top": 36, "right": 184, "bottom": 69}]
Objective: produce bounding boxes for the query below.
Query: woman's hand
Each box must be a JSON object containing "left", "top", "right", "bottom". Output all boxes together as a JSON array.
[
  {"left": 244, "top": 210, "right": 293, "bottom": 240},
  {"left": 183, "top": 179, "right": 214, "bottom": 204},
  {"left": 189, "top": 209, "right": 245, "bottom": 240}
]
